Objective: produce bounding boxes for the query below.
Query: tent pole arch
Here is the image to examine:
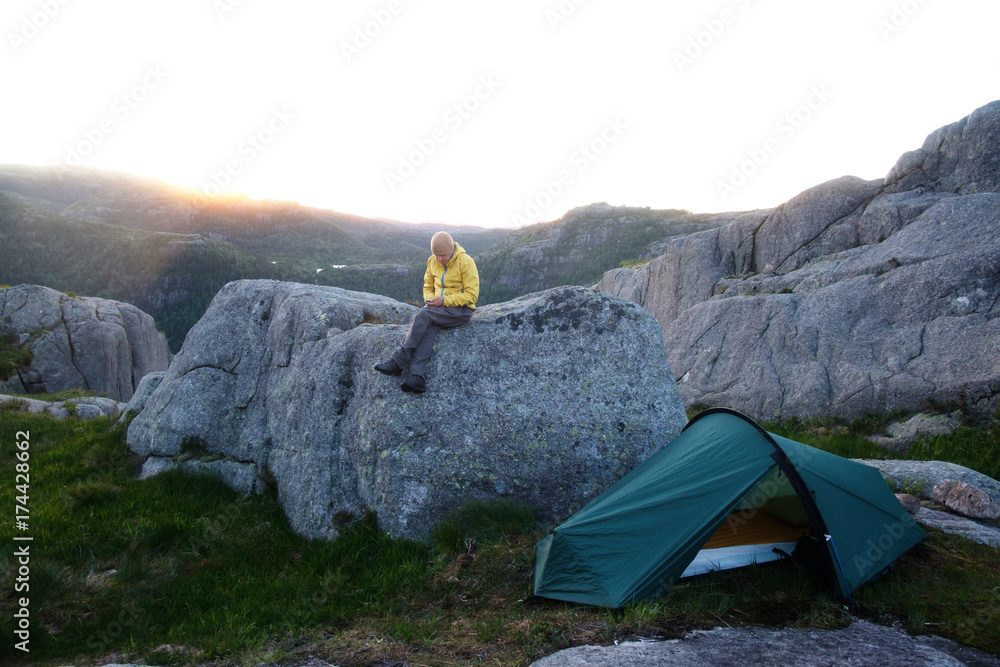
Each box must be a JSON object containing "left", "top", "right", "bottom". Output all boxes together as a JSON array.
[{"left": 683, "top": 408, "right": 853, "bottom": 602}]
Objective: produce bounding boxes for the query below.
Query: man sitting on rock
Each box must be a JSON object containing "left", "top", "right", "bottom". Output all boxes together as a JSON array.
[{"left": 374, "top": 231, "right": 479, "bottom": 393}]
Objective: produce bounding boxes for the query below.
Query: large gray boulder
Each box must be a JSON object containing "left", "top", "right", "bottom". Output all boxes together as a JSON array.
[
  {"left": 852, "top": 459, "right": 1000, "bottom": 548},
  {"left": 530, "top": 618, "right": 1000, "bottom": 667},
  {"left": 596, "top": 100, "right": 1000, "bottom": 420},
  {"left": 856, "top": 459, "right": 1000, "bottom": 506},
  {"left": 126, "top": 280, "right": 687, "bottom": 541},
  {"left": 914, "top": 507, "right": 1000, "bottom": 549},
  {"left": 931, "top": 480, "right": 1000, "bottom": 521},
  {"left": 0, "top": 284, "right": 171, "bottom": 401}
]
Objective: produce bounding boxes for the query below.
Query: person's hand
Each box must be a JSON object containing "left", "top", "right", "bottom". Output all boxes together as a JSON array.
[{"left": 424, "top": 296, "right": 444, "bottom": 308}]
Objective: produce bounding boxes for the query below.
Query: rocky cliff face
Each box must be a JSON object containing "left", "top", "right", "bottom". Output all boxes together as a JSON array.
[
  {"left": 0, "top": 284, "right": 171, "bottom": 401},
  {"left": 126, "top": 281, "right": 687, "bottom": 541},
  {"left": 596, "top": 100, "right": 1000, "bottom": 420}
]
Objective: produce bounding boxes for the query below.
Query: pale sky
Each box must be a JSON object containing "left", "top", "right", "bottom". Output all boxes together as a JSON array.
[{"left": 4, "top": 0, "right": 999, "bottom": 228}]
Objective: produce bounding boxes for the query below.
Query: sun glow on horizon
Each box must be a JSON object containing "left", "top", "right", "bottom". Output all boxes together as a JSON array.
[{"left": 4, "top": 0, "right": 999, "bottom": 228}]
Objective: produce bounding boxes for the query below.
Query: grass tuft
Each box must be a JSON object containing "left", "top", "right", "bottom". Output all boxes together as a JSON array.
[
  {"left": 432, "top": 500, "right": 536, "bottom": 554},
  {"left": 0, "top": 399, "right": 29, "bottom": 414},
  {"left": 1, "top": 388, "right": 110, "bottom": 402},
  {"left": 763, "top": 409, "right": 1000, "bottom": 481},
  {"left": 0, "top": 333, "right": 33, "bottom": 381},
  {"left": 66, "top": 480, "right": 120, "bottom": 506}
]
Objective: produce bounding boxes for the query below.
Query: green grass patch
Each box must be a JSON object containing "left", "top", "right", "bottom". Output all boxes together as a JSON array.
[
  {"left": 761, "top": 415, "right": 894, "bottom": 460},
  {"left": 0, "top": 388, "right": 110, "bottom": 403},
  {"left": 432, "top": 500, "right": 536, "bottom": 554},
  {"left": 761, "top": 408, "right": 1000, "bottom": 481},
  {"left": 619, "top": 258, "right": 653, "bottom": 269},
  {"left": 0, "top": 399, "right": 29, "bottom": 415},
  {"left": 1, "top": 413, "right": 434, "bottom": 663},
  {"left": 1, "top": 410, "right": 998, "bottom": 666},
  {"left": 852, "top": 532, "right": 1000, "bottom": 653},
  {"left": 906, "top": 423, "right": 1000, "bottom": 482},
  {"left": 0, "top": 333, "right": 32, "bottom": 382}
]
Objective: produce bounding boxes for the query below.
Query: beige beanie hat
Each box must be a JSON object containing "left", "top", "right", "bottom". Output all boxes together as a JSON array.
[{"left": 431, "top": 231, "right": 454, "bottom": 255}]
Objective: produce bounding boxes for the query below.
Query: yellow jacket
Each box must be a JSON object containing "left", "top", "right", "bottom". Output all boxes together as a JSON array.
[{"left": 423, "top": 242, "right": 479, "bottom": 309}]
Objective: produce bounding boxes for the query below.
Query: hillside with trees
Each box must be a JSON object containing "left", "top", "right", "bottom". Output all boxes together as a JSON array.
[{"left": 0, "top": 164, "right": 737, "bottom": 350}]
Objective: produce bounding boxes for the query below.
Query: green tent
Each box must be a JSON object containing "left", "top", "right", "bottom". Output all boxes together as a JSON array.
[{"left": 533, "top": 408, "right": 926, "bottom": 607}]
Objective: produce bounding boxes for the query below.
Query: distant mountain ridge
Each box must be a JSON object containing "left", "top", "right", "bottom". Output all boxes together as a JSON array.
[
  {"left": 476, "top": 203, "right": 754, "bottom": 303},
  {"left": 0, "top": 164, "right": 725, "bottom": 350},
  {"left": 0, "top": 164, "right": 505, "bottom": 264}
]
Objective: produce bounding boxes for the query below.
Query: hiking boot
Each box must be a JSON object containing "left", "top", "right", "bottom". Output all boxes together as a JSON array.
[
  {"left": 400, "top": 374, "right": 426, "bottom": 393},
  {"left": 374, "top": 359, "right": 403, "bottom": 376}
]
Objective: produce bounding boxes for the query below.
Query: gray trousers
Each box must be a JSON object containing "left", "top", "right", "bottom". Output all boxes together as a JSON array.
[{"left": 390, "top": 306, "right": 473, "bottom": 378}]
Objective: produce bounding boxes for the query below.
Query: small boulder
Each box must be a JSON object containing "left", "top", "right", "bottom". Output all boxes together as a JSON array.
[
  {"left": 895, "top": 493, "right": 922, "bottom": 517},
  {"left": 854, "top": 459, "right": 1000, "bottom": 505},
  {"left": 916, "top": 507, "right": 1000, "bottom": 548},
  {"left": 872, "top": 412, "right": 963, "bottom": 453},
  {"left": 138, "top": 456, "right": 261, "bottom": 495},
  {"left": 931, "top": 479, "right": 1000, "bottom": 521}
]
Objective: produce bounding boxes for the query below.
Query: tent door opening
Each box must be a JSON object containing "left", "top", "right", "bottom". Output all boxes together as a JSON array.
[{"left": 680, "top": 466, "right": 812, "bottom": 579}]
